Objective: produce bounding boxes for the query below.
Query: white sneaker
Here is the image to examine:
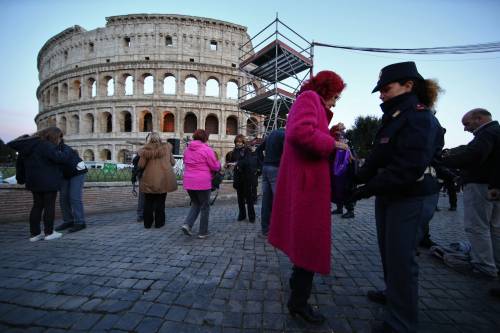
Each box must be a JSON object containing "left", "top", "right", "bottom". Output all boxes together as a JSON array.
[
  {"left": 29, "top": 233, "right": 44, "bottom": 242},
  {"left": 181, "top": 225, "right": 192, "bottom": 236},
  {"left": 44, "top": 231, "right": 62, "bottom": 241}
]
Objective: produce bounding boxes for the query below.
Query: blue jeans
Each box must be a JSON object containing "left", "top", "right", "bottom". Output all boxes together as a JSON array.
[
  {"left": 375, "top": 194, "right": 437, "bottom": 333},
  {"left": 261, "top": 165, "right": 279, "bottom": 234},
  {"left": 59, "top": 174, "right": 86, "bottom": 225}
]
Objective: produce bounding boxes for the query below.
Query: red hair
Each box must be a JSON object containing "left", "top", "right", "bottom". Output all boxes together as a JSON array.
[
  {"left": 193, "top": 129, "right": 209, "bottom": 142},
  {"left": 298, "top": 70, "right": 345, "bottom": 100}
]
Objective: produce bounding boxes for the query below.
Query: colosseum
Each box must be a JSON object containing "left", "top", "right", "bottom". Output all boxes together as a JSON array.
[{"left": 35, "top": 14, "right": 261, "bottom": 163}]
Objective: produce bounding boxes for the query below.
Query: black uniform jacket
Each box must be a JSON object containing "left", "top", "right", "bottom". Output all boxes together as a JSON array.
[
  {"left": 442, "top": 120, "right": 500, "bottom": 186},
  {"left": 357, "top": 92, "right": 442, "bottom": 198}
]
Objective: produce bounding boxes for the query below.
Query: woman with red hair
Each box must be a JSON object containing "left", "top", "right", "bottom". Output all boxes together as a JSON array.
[{"left": 268, "top": 71, "right": 348, "bottom": 324}]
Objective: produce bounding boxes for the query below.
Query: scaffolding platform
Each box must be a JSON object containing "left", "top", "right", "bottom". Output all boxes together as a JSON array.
[
  {"left": 240, "top": 40, "right": 313, "bottom": 82},
  {"left": 239, "top": 88, "right": 295, "bottom": 115}
]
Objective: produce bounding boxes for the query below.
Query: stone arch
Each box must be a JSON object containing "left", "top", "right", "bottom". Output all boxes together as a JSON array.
[
  {"left": 205, "top": 77, "right": 220, "bottom": 97},
  {"left": 226, "top": 116, "right": 238, "bottom": 135},
  {"left": 87, "top": 78, "right": 96, "bottom": 98},
  {"left": 163, "top": 74, "right": 176, "bottom": 95},
  {"left": 139, "top": 110, "right": 153, "bottom": 132},
  {"left": 119, "top": 111, "right": 132, "bottom": 132},
  {"left": 60, "top": 83, "right": 68, "bottom": 102},
  {"left": 143, "top": 74, "right": 154, "bottom": 95},
  {"left": 100, "top": 112, "right": 112, "bottom": 133},
  {"left": 83, "top": 149, "right": 95, "bottom": 161},
  {"left": 71, "top": 80, "right": 82, "bottom": 100},
  {"left": 44, "top": 90, "right": 51, "bottom": 107},
  {"left": 51, "top": 86, "right": 59, "bottom": 105},
  {"left": 205, "top": 114, "right": 219, "bottom": 135},
  {"left": 184, "top": 113, "right": 197, "bottom": 133},
  {"left": 243, "top": 83, "right": 256, "bottom": 100},
  {"left": 100, "top": 149, "right": 111, "bottom": 161},
  {"left": 226, "top": 80, "right": 238, "bottom": 99},
  {"left": 69, "top": 114, "right": 80, "bottom": 135},
  {"left": 99, "top": 75, "right": 113, "bottom": 96},
  {"left": 82, "top": 113, "right": 94, "bottom": 134},
  {"left": 124, "top": 74, "right": 134, "bottom": 95},
  {"left": 162, "top": 112, "right": 175, "bottom": 132},
  {"left": 58, "top": 116, "right": 67, "bottom": 134},
  {"left": 117, "top": 149, "right": 130, "bottom": 163},
  {"left": 184, "top": 75, "right": 198, "bottom": 95},
  {"left": 246, "top": 117, "right": 258, "bottom": 137}
]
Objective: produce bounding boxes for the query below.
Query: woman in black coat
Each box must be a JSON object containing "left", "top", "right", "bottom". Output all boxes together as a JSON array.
[
  {"left": 226, "top": 135, "right": 259, "bottom": 222},
  {"left": 8, "top": 127, "right": 71, "bottom": 241}
]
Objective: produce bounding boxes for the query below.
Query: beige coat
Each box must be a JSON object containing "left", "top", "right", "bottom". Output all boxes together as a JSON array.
[{"left": 138, "top": 142, "right": 178, "bottom": 194}]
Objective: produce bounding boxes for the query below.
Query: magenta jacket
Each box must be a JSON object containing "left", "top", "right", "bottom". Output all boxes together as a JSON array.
[
  {"left": 268, "top": 90, "right": 336, "bottom": 275},
  {"left": 183, "top": 140, "right": 221, "bottom": 190}
]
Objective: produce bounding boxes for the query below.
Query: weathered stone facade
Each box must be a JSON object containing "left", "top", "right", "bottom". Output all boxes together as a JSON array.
[{"left": 35, "top": 14, "right": 260, "bottom": 162}]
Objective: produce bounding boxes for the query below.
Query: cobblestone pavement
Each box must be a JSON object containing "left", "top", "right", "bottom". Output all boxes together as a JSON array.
[{"left": 0, "top": 194, "right": 499, "bottom": 333}]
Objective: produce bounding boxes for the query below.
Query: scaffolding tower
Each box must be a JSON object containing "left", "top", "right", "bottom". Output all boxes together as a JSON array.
[{"left": 238, "top": 16, "right": 313, "bottom": 138}]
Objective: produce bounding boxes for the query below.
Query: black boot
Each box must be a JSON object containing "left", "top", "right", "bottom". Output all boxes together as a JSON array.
[{"left": 288, "top": 267, "right": 325, "bottom": 325}]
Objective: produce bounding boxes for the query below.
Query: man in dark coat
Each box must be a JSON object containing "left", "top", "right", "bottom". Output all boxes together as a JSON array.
[
  {"left": 442, "top": 108, "right": 500, "bottom": 278},
  {"left": 256, "top": 128, "right": 285, "bottom": 236}
]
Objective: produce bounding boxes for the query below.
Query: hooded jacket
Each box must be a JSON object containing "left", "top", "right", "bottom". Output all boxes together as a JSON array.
[
  {"left": 138, "top": 142, "right": 177, "bottom": 194},
  {"left": 183, "top": 140, "right": 221, "bottom": 190},
  {"left": 59, "top": 143, "right": 87, "bottom": 179},
  {"left": 8, "top": 136, "right": 71, "bottom": 192}
]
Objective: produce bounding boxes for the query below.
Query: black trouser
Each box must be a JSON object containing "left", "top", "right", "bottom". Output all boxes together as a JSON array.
[
  {"left": 143, "top": 193, "right": 167, "bottom": 228},
  {"left": 236, "top": 187, "right": 255, "bottom": 221},
  {"left": 30, "top": 191, "right": 57, "bottom": 236},
  {"left": 288, "top": 265, "right": 315, "bottom": 309},
  {"left": 336, "top": 201, "right": 355, "bottom": 212}
]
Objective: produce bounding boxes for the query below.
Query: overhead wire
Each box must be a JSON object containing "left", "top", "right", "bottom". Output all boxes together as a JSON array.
[{"left": 312, "top": 41, "right": 500, "bottom": 54}]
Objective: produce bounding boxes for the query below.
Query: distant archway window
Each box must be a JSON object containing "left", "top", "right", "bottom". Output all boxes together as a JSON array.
[
  {"left": 144, "top": 75, "right": 154, "bottom": 95},
  {"left": 164, "top": 75, "right": 176, "bottom": 95},
  {"left": 205, "top": 79, "right": 220, "bottom": 97},
  {"left": 185, "top": 77, "right": 198, "bottom": 95},
  {"left": 163, "top": 113, "right": 175, "bottom": 132},
  {"left": 125, "top": 75, "right": 133, "bottom": 95},
  {"left": 184, "top": 113, "right": 197, "bottom": 133},
  {"left": 226, "top": 81, "right": 238, "bottom": 99}
]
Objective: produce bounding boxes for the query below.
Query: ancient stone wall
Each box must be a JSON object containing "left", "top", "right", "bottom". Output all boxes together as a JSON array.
[{"left": 35, "top": 14, "right": 261, "bottom": 162}]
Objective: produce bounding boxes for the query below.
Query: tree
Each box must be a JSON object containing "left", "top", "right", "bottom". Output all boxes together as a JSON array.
[
  {"left": 0, "top": 139, "right": 17, "bottom": 164},
  {"left": 345, "top": 115, "right": 382, "bottom": 159}
]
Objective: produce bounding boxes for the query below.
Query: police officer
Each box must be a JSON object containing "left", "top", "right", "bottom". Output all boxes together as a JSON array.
[{"left": 351, "top": 62, "right": 444, "bottom": 333}]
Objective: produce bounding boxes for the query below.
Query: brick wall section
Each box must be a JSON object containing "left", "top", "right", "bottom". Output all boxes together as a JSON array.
[{"left": 0, "top": 181, "right": 237, "bottom": 223}]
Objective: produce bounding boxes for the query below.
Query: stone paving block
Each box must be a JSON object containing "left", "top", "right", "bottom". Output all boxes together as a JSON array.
[
  {"left": 58, "top": 296, "right": 89, "bottom": 310},
  {"left": 147, "top": 303, "right": 170, "bottom": 317},
  {"left": 164, "top": 305, "right": 188, "bottom": 322},
  {"left": 112, "top": 312, "right": 144, "bottom": 331},
  {"left": 135, "top": 316, "right": 164, "bottom": 333},
  {"left": 71, "top": 312, "right": 102, "bottom": 330},
  {"left": 95, "top": 299, "right": 133, "bottom": 313},
  {"left": 92, "top": 314, "right": 120, "bottom": 330},
  {"left": 34, "top": 310, "right": 82, "bottom": 329},
  {"left": 0, "top": 305, "right": 47, "bottom": 326}
]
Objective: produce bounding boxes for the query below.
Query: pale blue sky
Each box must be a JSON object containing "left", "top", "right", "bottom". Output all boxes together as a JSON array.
[{"left": 1, "top": 0, "right": 499, "bottom": 147}]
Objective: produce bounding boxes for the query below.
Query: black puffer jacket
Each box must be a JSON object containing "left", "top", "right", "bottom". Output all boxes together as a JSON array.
[
  {"left": 443, "top": 121, "right": 500, "bottom": 185},
  {"left": 8, "top": 136, "right": 71, "bottom": 192},
  {"left": 59, "top": 143, "right": 87, "bottom": 179}
]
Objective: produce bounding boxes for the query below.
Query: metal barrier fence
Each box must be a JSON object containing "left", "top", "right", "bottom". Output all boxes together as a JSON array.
[{"left": 0, "top": 158, "right": 234, "bottom": 184}]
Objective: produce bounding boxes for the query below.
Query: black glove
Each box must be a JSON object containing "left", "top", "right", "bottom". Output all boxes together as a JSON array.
[{"left": 349, "top": 185, "right": 372, "bottom": 202}]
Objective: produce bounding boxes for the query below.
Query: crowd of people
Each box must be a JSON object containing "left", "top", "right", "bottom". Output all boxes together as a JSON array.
[{"left": 7, "top": 60, "right": 499, "bottom": 333}]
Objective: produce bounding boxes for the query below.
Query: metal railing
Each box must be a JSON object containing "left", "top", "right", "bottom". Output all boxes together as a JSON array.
[{"left": 0, "top": 158, "right": 234, "bottom": 184}]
